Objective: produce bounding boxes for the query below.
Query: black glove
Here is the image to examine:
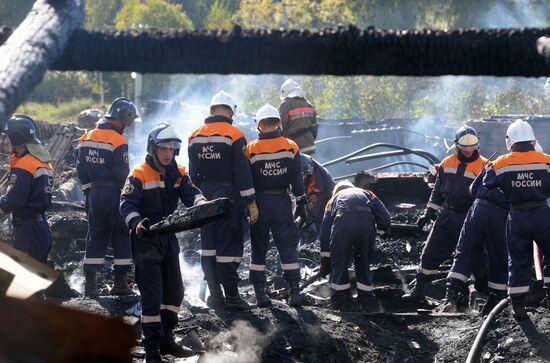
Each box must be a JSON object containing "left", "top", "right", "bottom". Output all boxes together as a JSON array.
[
  {"left": 294, "top": 204, "right": 307, "bottom": 222},
  {"left": 416, "top": 208, "right": 437, "bottom": 228},
  {"left": 136, "top": 218, "right": 153, "bottom": 239},
  {"left": 83, "top": 190, "right": 90, "bottom": 211},
  {"left": 320, "top": 257, "right": 332, "bottom": 277}
]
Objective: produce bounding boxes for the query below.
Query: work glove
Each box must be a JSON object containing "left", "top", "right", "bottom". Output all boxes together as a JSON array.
[
  {"left": 320, "top": 257, "right": 331, "bottom": 277},
  {"left": 416, "top": 207, "right": 437, "bottom": 228},
  {"left": 193, "top": 195, "right": 208, "bottom": 206},
  {"left": 136, "top": 218, "right": 153, "bottom": 239},
  {"left": 247, "top": 201, "right": 259, "bottom": 224},
  {"left": 293, "top": 204, "right": 307, "bottom": 222}
]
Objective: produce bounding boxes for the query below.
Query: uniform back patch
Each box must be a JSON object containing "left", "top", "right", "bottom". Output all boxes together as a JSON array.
[{"left": 122, "top": 183, "right": 135, "bottom": 195}]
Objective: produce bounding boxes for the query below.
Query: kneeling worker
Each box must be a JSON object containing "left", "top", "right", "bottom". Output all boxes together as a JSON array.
[
  {"left": 120, "top": 123, "right": 206, "bottom": 362},
  {"left": 246, "top": 104, "right": 307, "bottom": 307},
  {"left": 319, "top": 181, "right": 391, "bottom": 311}
]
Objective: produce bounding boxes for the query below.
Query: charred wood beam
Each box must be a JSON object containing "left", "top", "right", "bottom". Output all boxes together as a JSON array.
[
  {"left": 0, "top": 0, "right": 85, "bottom": 121},
  {"left": 6, "top": 26, "right": 549, "bottom": 77}
]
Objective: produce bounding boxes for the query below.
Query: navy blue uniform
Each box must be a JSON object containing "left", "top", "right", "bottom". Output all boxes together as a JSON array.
[
  {"left": 77, "top": 121, "right": 131, "bottom": 274},
  {"left": 188, "top": 116, "right": 255, "bottom": 286},
  {"left": 246, "top": 130, "right": 306, "bottom": 283},
  {"left": 300, "top": 154, "right": 335, "bottom": 243},
  {"left": 120, "top": 156, "right": 202, "bottom": 343},
  {"left": 319, "top": 188, "right": 391, "bottom": 296},
  {"left": 447, "top": 167, "right": 509, "bottom": 295},
  {"left": 0, "top": 153, "right": 53, "bottom": 262},
  {"left": 483, "top": 143, "right": 550, "bottom": 297},
  {"left": 418, "top": 152, "right": 487, "bottom": 278}
]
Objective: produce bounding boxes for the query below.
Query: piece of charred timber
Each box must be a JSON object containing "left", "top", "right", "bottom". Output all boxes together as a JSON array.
[
  {"left": 150, "top": 197, "right": 233, "bottom": 234},
  {"left": 0, "top": 0, "right": 85, "bottom": 121}
]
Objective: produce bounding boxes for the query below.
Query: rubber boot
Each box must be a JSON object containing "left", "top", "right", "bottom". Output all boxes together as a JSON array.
[
  {"left": 144, "top": 340, "right": 163, "bottom": 363},
  {"left": 159, "top": 332, "right": 194, "bottom": 358},
  {"left": 440, "top": 287, "right": 460, "bottom": 313},
  {"left": 331, "top": 290, "right": 353, "bottom": 311},
  {"left": 287, "top": 280, "right": 304, "bottom": 307},
  {"left": 511, "top": 296, "right": 529, "bottom": 321},
  {"left": 480, "top": 292, "right": 507, "bottom": 317},
  {"left": 206, "top": 280, "right": 225, "bottom": 309},
  {"left": 84, "top": 270, "right": 98, "bottom": 298},
  {"left": 223, "top": 283, "right": 251, "bottom": 310},
  {"left": 402, "top": 273, "right": 429, "bottom": 302},
  {"left": 109, "top": 271, "right": 133, "bottom": 296},
  {"left": 253, "top": 283, "right": 272, "bottom": 308},
  {"left": 358, "top": 293, "right": 376, "bottom": 312}
]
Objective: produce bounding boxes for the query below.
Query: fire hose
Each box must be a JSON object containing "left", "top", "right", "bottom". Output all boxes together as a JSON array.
[{"left": 465, "top": 298, "right": 510, "bottom": 363}]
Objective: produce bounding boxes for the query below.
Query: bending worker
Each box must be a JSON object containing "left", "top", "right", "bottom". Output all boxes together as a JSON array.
[
  {"left": 403, "top": 125, "right": 487, "bottom": 301},
  {"left": 0, "top": 115, "right": 54, "bottom": 264},
  {"left": 77, "top": 97, "right": 138, "bottom": 298},
  {"left": 319, "top": 180, "right": 391, "bottom": 311},
  {"left": 483, "top": 119, "right": 550, "bottom": 320},
  {"left": 188, "top": 91, "right": 257, "bottom": 310},
  {"left": 246, "top": 104, "right": 307, "bottom": 308},
  {"left": 120, "top": 123, "right": 205, "bottom": 362}
]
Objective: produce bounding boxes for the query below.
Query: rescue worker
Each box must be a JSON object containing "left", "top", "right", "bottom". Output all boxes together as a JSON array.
[
  {"left": 120, "top": 123, "right": 205, "bottom": 362},
  {"left": 483, "top": 119, "right": 550, "bottom": 320},
  {"left": 443, "top": 164, "right": 509, "bottom": 314},
  {"left": 77, "top": 97, "right": 138, "bottom": 298},
  {"left": 298, "top": 153, "right": 335, "bottom": 244},
  {"left": 246, "top": 104, "right": 307, "bottom": 308},
  {"left": 278, "top": 79, "right": 318, "bottom": 155},
  {"left": 188, "top": 91, "right": 257, "bottom": 310},
  {"left": 403, "top": 125, "right": 487, "bottom": 301},
  {"left": 0, "top": 115, "right": 54, "bottom": 264},
  {"left": 319, "top": 181, "right": 391, "bottom": 311}
]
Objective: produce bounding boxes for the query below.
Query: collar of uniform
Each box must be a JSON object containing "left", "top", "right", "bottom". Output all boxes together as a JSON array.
[
  {"left": 512, "top": 143, "right": 535, "bottom": 152},
  {"left": 205, "top": 115, "right": 233, "bottom": 124},
  {"left": 97, "top": 120, "right": 123, "bottom": 134},
  {"left": 457, "top": 149, "right": 480, "bottom": 163},
  {"left": 258, "top": 130, "right": 282, "bottom": 139},
  {"left": 145, "top": 154, "right": 179, "bottom": 176}
]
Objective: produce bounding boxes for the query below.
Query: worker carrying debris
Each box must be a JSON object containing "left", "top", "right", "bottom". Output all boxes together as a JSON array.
[
  {"left": 443, "top": 162, "right": 509, "bottom": 314},
  {"left": 483, "top": 119, "right": 550, "bottom": 320},
  {"left": 77, "top": 97, "right": 138, "bottom": 298},
  {"left": 246, "top": 103, "right": 307, "bottom": 308},
  {"left": 188, "top": 91, "right": 257, "bottom": 310},
  {"left": 120, "top": 123, "right": 205, "bottom": 362},
  {"left": 319, "top": 180, "right": 391, "bottom": 311},
  {"left": 0, "top": 115, "right": 54, "bottom": 264},
  {"left": 298, "top": 153, "right": 335, "bottom": 244},
  {"left": 403, "top": 125, "right": 487, "bottom": 301},
  {"left": 278, "top": 79, "right": 319, "bottom": 155}
]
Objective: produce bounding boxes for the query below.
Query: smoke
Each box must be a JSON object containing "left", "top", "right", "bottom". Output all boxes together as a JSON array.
[
  {"left": 482, "top": 0, "right": 549, "bottom": 28},
  {"left": 202, "top": 320, "right": 272, "bottom": 363}
]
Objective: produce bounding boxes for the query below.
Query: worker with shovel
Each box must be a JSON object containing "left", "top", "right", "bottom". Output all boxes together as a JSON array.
[{"left": 120, "top": 123, "right": 205, "bottom": 362}]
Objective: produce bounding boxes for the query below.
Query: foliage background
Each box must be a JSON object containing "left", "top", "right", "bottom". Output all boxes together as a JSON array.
[{"left": 1, "top": 0, "right": 549, "bottom": 122}]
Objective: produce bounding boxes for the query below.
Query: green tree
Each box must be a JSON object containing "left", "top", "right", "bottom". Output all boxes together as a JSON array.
[
  {"left": 204, "top": 0, "right": 233, "bottom": 30},
  {"left": 115, "top": 0, "right": 193, "bottom": 29},
  {"left": 84, "top": 0, "right": 120, "bottom": 29},
  {"left": 234, "top": 0, "right": 281, "bottom": 28}
]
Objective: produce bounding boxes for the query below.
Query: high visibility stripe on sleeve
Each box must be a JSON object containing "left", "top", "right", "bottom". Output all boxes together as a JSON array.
[
  {"left": 281, "top": 263, "right": 300, "bottom": 270},
  {"left": 488, "top": 281, "right": 507, "bottom": 291},
  {"left": 544, "top": 277, "right": 550, "bottom": 284},
  {"left": 321, "top": 252, "right": 331, "bottom": 258},
  {"left": 114, "top": 259, "right": 132, "bottom": 266},
  {"left": 447, "top": 272, "right": 468, "bottom": 282},
  {"left": 33, "top": 168, "right": 53, "bottom": 178},
  {"left": 201, "top": 249, "right": 216, "bottom": 256},
  {"left": 427, "top": 202, "right": 442, "bottom": 211},
  {"left": 216, "top": 256, "right": 242, "bottom": 263},
  {"left": 443, "top": 167, "right": 457, "bottom": 174},
  {"left": 160, "top": 304, "right": 180, "bottom": 313},
  {"left": 250, "top": 264, "right": 266, "bottom": 271},
  {"left": 80, "top": 140, "right": 115, "bottom": 152},
  {"left": 125, "top": 212, "right": 141, "bottom": 226},
  {"left": 508, "top": 285, "right": 530, "bottom": 294},
  {"left": 84, "top": 257, "right": 105, "bottom": 265},
  {"left": 240, "top": 188, "right": 255, "bottom": 197},
  {"left": 463, "top": 171, "right": 478, "bottom": 179},
  {"left": 295, "top": 195, "right": 306, "bottom": 202},
  {"left": 300, "top": 145, "right": 316, "bottom": 153},
  {"left": 81, "top": 183, "right": 91, "bottom": 191},
  {"left": 189, "top": 135, "right": 233, "bottom": 146},
  {"left": 249, "top": 151, "right": 295, "bottom": 164},
  {"left": 356, "top": 282, "right": 374, "bottom": 292},
  {"left": 142, "top": 315, "right": 161, "bottom": 324},
  {"left": 331, "top": 282, "right": 351, "bottom": 291},
  {"left": 142, "top": 181, "right": 165, "bottom": 190}
]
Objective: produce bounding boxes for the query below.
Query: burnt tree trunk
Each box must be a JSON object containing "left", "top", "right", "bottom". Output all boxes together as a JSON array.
[{"left": 0, "top": 0, "right": 85, "bottom": 121}]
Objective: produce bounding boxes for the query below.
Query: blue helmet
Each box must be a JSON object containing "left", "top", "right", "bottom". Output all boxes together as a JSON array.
[
  {"left": 105, "top": 97, "right": 139, "bottom": 127},
  {"left": 6, "top": 114, "right": 40, "bottom": 147}
]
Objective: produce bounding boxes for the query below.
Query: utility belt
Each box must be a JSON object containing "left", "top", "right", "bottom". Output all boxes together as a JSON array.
[
  {"left": 12, "top": 214, "right": 46, "bottom": 226},
  {"left": 257, "top": 188, "right": 288, "bottom": 196},
  {"left": 510, "top": 200, "right": 548, "bottom": 210},
  {"left": 474, "top": 198, "right": 509, "bottom": 212},
  {"left": 336, "top": 206, "right": 372, "bottom": 215},
  {"left": 90, "top": 180, "right": 117, "bottom": 188}
]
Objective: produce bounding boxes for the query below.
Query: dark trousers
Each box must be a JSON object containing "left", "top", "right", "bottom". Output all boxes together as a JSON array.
[
  {"left": 249, "top": 194, "right": 300, "bottom": 283},
  {"left": 84, "top": 187, "right": 131, "bottom": 273},
  {"left": 11, "top": 221, "right": 51, "bottom": 263},
  {"left": 132, "top": 233, "right": 183, "bottom": 343},
  {"left": 447, "top": 200, "right": 508, "bottom": 294}
]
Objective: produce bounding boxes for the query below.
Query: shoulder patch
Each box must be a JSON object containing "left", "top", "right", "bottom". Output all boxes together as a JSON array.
[{"left": 121, "top": 183, "right": 135, "bottom": 196}]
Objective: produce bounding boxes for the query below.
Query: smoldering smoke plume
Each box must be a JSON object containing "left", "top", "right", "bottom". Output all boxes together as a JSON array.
[{"left": 202, "top": 320, "right": 273, "bottom": 363}]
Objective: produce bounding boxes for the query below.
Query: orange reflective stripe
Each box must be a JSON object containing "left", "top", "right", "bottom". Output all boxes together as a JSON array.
[
  {"left": 492, "top": 150, "right": 550, "bottom": 170},
  {"left": 440, "top": 154, "right": 486, "bottom": 176},
  {"left": 366, "top": 190, "right": 378, "bottom": 200},
  {"left": 247, "top": 137, "right": 299, "bottom": 156},
  {"left": 189, "top": 122, "right": 244, "bottom": 142},
  {"left": 80, "top": 128, "right": 127, "bottom": 149},
  {"left": 11, "top": 154, "right": 53, "bottom": 174},
  {"left": 129, "top": 162, "right": 161, "bottom": 184},
  {"left": 177, "top": 165, "right": 186, "bottom": 176},
  {"left": 306, "top": 176, "right": 320, "bottom": 194}
]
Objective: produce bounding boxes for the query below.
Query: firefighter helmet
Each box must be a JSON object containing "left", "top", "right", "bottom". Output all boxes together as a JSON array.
[
  {"left": 105, "top": 97, "right": 139, "bottom": 127},
  {"left": 210, "top": 91, "right": 237, "bottom": 115},
  {"left": 454, "top": 125, "right": 479, "bottom": 150},
  {"left": 147, "top": 123, "right": 182, "bottom": 156},
  {"left": 6, "top": 114, "right": 40, "bottom": 147},
  {"left": 255, "top": 104, "right": 280, "bottom": 123},
  {"left": 505, "top": 119, "right": 535, "bottom": 150},
  {"left": 280, "top": 79, "right": 304, "bottom": 100}
]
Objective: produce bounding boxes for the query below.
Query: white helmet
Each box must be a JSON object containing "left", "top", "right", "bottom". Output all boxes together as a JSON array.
[
  {"left": 255, "top": 103, "right": 280, "bottom": 123},
  {"left": 210, "top": 91, "right": 237, "bottom": 115},
  {"left": 280, "top": 79, "right": 304, "bottom": 100},
  {"left": 505, "top": 119, "right": 535, "bottom": 150},
  {"left": 332, "top": 180, "right": 354, "bottom": 195}
]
